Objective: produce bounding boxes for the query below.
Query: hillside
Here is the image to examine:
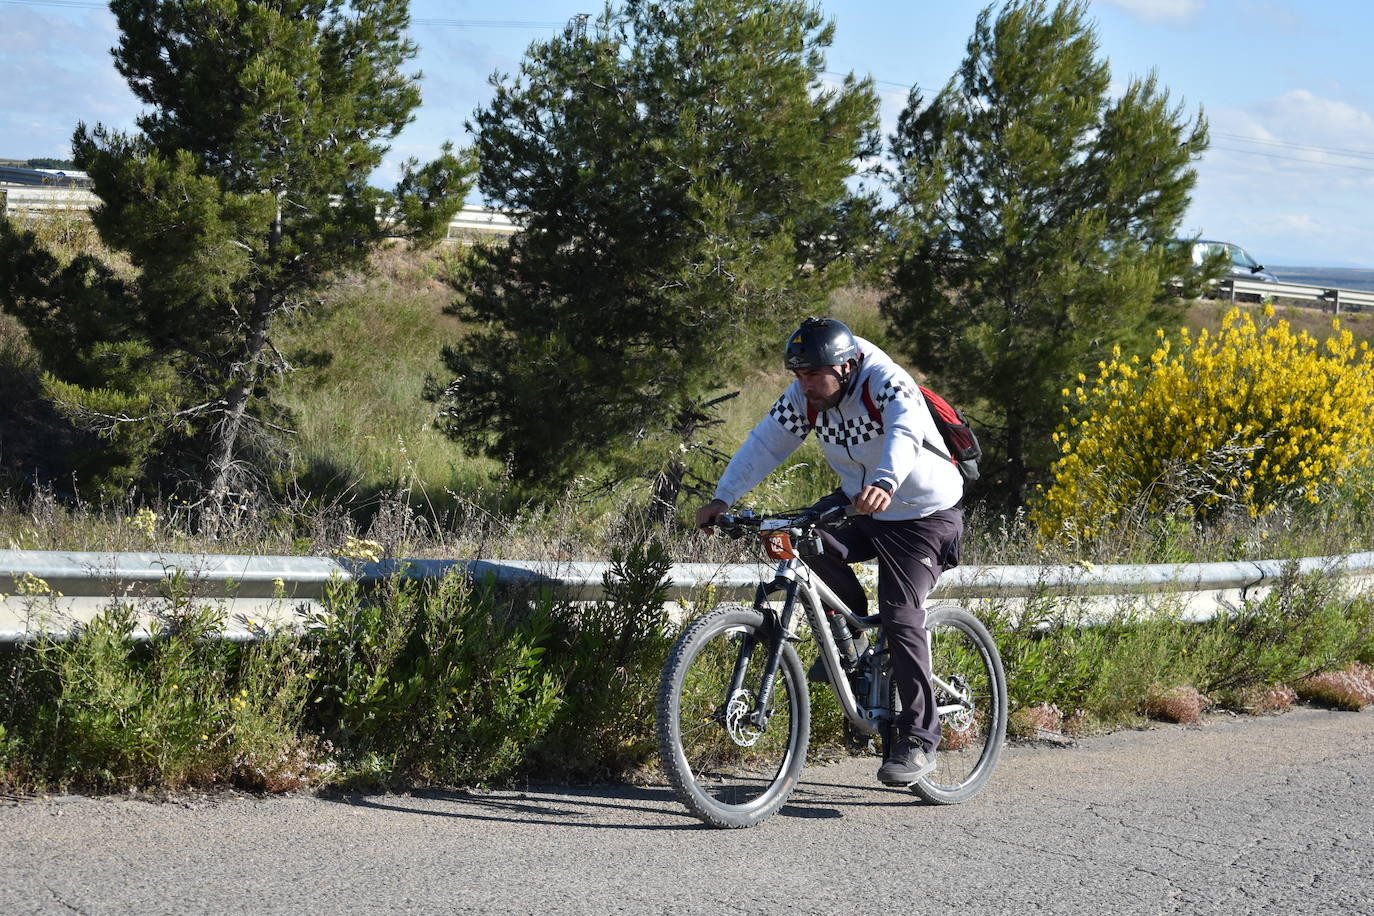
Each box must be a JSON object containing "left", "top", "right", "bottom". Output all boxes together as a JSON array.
[{"left": 3, "top": 237, "right": 1371, "bottom": 558}]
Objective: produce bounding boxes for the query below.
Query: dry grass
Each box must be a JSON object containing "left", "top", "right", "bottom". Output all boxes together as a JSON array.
[
  {"left": 1296, "top": 663, "right": 1374, "bottom": 711},
  {"left": 1143, "top": 685, "right": 1210, "bottom": 725},
  {"left": 1008, "top": 701, "right": 1065, "bottom": 738},
  {"left": 1234, "top": 683, "right": 1299, "bottom": 716}
]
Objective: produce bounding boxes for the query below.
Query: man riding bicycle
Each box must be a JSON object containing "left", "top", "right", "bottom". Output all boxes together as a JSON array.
[{"left": 695, "top": 317, "right": 964, "bottom": 786}]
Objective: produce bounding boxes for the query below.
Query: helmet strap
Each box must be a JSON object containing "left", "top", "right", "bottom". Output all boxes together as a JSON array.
[{"left": 837, "top": 359, "right": 857, "bottom": 398}]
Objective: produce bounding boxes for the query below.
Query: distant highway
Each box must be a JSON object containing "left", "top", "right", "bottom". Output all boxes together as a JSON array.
[{"left": 1270, "top": 265, "right": 1374, "bottom": 293}]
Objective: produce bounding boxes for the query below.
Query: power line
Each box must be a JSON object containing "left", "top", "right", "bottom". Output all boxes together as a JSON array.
[
  {"left": 1211, "top": 130, "right": 1374, "bottom": 163},
  {"left": 412, "top": 18, "right": 565, "bottom": 30},
  {"left": 1211, "top": 145, "right": 1374, "bottom": 175},
  {"left": 8, "top": 0, "right": 1373, "bottom": 175},
  {"left": 823, "top": 70, "right": 913, "bottom": 92},
  {"left": 0, "top": 0, "right": 102, "bottom": 8}
]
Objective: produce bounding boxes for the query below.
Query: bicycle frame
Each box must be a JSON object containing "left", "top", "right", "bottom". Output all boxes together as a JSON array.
[
  {"left": 742, "top": 527, "right": 978, "bottom": 741},
  {"left": 745, "top": 545, "right": 884, "bottom": 737}
]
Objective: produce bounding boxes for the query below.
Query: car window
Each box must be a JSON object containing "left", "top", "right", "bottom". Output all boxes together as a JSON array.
[{"left": 1228, "top": 245, "right": 1259, "bottom": 269}]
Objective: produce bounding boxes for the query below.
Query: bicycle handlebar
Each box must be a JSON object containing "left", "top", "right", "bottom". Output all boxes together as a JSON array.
[{"left": 708, "top": 503, "right": 855, "bottom": 537}]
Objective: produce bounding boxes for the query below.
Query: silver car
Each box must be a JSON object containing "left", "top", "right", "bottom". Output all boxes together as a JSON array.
[{"left": 1189, "top": 239, "right": 1279, "bottom": 284}]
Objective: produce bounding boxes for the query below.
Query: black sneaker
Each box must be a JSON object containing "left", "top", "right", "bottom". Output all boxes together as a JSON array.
[{"left": 877, "top": 735, "right": 936, "bottom": 786}]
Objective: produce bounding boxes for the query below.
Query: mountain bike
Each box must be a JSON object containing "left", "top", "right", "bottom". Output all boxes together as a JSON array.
[{"left": 657, "top": 505, "right": 1007, "bottom": 829}]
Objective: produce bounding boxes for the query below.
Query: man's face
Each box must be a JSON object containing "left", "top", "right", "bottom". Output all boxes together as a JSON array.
[{"left": 795, "top": 365, "right": 846, "bottom": 411}]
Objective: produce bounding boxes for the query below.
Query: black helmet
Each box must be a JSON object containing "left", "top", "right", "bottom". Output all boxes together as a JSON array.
[{"left": 784, "top": 317, "right": 858, "bottom": 371}]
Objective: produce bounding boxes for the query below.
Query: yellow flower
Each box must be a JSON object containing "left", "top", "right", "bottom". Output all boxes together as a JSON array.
[{"left": 1030, "top": 306, "right": 1374, "bottom": 539}]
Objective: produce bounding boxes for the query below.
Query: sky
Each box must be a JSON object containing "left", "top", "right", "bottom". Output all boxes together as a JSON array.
[{"left": 3, "top": 0, "right": 1372, "bottom": 267}]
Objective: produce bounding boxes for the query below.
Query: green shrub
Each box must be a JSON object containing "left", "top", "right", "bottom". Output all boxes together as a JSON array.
[
  {"left": 0, "top": 579, "right": 315, "bottom": 792},
  {"left": 305, "top": 570, "right": 562, "bottom": 787},
  {"left": 526, "top": 537, "right": 677, "bottom": 779},
  {"left": 990, "top": 565, "right": 1374, "bottom": 731}
]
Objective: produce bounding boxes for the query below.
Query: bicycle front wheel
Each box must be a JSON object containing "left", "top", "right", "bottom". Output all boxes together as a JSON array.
[
  {"left": 656, "top": 605, "right": 810, "bottom": 828},
  {"left": 912, "top": 604, "right": 1007, "bottom": 805}
]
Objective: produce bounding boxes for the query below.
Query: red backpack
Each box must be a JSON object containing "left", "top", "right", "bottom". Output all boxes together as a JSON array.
[
  {"left": 917, "top": 385, "right": 982, "bottom": 482},
  {"left": 807, "top": 379, "right": 982, "bottom": 482}
]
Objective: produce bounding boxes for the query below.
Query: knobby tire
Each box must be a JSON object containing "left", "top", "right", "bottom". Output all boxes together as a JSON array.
[
  {"left": 909, "top": 604, "right": 1008, "bottom": 804},
  {"left": 656, "top": 605, "right": 810, "bottom": 829}
]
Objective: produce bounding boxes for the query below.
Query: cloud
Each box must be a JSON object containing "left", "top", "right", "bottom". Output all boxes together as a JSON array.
[
  {"left": 1206, "top": 89, "right": 1374, "bottom": 186},
  {"left": 1093, "top": 0, "right": 1204, "bottom": 24},
  {"left": 3, "top": 7, "right": 141, "bottom": 156},
  {"left": 1187, "top": 89, "right": 1374, "bottom": 264}
]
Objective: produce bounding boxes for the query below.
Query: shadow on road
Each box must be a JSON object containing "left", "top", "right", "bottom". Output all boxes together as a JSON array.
[{"left": 320, "top": 767, "right": 922, "bottom": 830}]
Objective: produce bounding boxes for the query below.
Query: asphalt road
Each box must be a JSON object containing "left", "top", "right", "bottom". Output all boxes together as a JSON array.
[{"left": 4, "top": 706, "right": 1372, "bottom": 915}]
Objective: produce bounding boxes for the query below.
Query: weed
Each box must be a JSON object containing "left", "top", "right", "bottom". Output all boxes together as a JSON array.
[
  {"left": 303, "top": 570, "right": 562, "bottom": 788},
  {"left": 1296, "top": 663, "right": 1374, "bottom": 711},
  {"left": 525, "top": 535, "right": 677, "bottom": 780},
  {"left": 1143, "top": 686, "right": 1209, "bottom": 725},
  {"left": 1008, "top": 702, "right": 1064, "bottom": 739},
  {"left": 1233, "top": 683, "right": 1298, "bottom": 716}
]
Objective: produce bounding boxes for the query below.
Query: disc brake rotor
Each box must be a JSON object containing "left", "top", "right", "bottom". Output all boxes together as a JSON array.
[
  {"left": 943, "top": 675, "right": 976, "bottom": 732},
  {"left": 724, "top": 689, "right": 763, "bottom": 746}
]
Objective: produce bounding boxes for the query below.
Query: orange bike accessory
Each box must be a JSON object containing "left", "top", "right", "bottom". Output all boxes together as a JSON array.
[{"left": 762, "top": 531, "right": 796, "bottom": 560}]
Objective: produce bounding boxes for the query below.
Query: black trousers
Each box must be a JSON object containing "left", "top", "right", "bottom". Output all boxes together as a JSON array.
[{"left": 803, "top": 507, "right": 963, "bottom": 753}]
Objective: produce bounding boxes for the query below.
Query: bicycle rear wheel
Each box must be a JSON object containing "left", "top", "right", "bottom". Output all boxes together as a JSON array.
[
  {"left": 656, "top": 606, "right": 809, "bottom": 828},
  {"left": 911, "top": 604, "right": 1007, "bottom": 805}
]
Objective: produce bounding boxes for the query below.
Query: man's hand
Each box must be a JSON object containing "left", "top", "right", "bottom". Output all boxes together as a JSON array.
[
  {"left": 852, "top": 485, "right": 892, "bottom": 515},
  {"left": 695, "top": 498, "right": 729, "bottom": 529}
]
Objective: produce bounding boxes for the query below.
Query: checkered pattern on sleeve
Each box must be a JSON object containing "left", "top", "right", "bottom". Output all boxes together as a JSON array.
[
  {"left": 768, "top": 396, "right": 812, "bottom": 439},
  {"left": 874, "top": 377, "right": 918, "bottom": 408}
]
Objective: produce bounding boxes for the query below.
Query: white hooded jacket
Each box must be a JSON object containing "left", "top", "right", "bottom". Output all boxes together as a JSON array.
[{"left": 713, "top": 337, "right": 964, "bottom": 521}]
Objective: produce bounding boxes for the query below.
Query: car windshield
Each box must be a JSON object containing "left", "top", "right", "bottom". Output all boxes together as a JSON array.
[{"left": 1228, "top": 245, "right": 1260, "bottom": 270}]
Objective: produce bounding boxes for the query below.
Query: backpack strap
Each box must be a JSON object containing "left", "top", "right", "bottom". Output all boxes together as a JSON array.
[
  {"left": 923, "top": 438, "right": 953, "bottom": 463},
  {"left": 859, "top": 378, "right": 882, "bottom": 425},
  {"left": 806, "top": 375, "right": 957, "bottom": 465}
]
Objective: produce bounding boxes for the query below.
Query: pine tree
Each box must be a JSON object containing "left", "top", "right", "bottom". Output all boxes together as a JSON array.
[
  {"left": 0, "top": 0, "right": 473, "bottom": 504},
  {"left": 883, "top": 0, "right": 1208, "bottom": 509},
  {"left": 428, "top": 0, "right": 879, "bottom": 516}
]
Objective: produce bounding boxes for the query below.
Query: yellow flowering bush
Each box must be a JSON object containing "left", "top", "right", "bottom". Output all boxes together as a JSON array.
[
  {"left": 338, "top": 536, "right": 383, "bottom": 563},
  {"left": 1034, "top": 306, "right": 1374, "bottom": 538}
]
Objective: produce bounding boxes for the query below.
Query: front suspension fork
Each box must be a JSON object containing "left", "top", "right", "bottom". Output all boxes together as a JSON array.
[{"left": 723, "top": 578, "right": 801, "bottom": 731}]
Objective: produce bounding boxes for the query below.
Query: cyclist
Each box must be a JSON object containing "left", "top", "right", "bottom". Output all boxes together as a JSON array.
[{"left": 695, "top": 317, "right": 964, "bottom": 786}]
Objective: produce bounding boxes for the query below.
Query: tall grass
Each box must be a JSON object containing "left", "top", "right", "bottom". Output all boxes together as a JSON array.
[
  {"left": 4, "top": 538, "right": 1372, "bottom": 794},
  {"left": 1, "top": 538, "right": 677, "bottom": 793},
  {"left": 989, "top": 564, "right": 1374, "bottom": 737},
  {"left": 272, "top": 243, "right": 500, "bottom": 503}
]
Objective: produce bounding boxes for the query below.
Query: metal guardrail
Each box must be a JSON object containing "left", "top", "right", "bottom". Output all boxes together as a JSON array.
[
  {"left": 3, "top": 548, "right": 1371, "bottom": 643},
  {"left": 0, "top": 166, "right": 91, "bottom": 188},
  {"left": 0, "top": 184, "right": 517, "bottom": 239},
  {"left": 1221, "top": 277, "right": 1374, "bottom": 314}
]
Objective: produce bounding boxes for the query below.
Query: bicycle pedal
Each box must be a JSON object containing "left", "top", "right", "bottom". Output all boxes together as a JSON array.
[{"left": 843, "top": 723, "right": 878, "bottom": 754}]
